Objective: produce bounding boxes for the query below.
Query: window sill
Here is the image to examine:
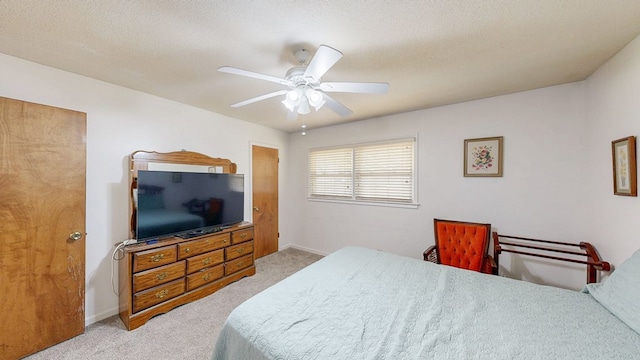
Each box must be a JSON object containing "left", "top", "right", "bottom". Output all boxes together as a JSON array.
[{"left": 307, "top": 197, "right": 420, "bottom": 209}]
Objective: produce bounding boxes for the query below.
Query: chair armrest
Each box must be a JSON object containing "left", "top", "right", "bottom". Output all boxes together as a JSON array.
[
  {"left": 482, "top": 254, "right": 497, "bottom": 275},
  {"left": 423, "top": 246, "right": 438, "bottom": 263}
]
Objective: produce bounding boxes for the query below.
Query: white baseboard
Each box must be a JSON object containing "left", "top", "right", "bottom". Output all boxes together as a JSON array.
[{"left": 85, "top": 307, "right": 118, "bottom": 326}]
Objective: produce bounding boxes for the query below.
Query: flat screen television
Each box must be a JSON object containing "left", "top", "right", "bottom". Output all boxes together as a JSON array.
[{"left": 135, "top": 170, "right": 245, "bottom": 240}]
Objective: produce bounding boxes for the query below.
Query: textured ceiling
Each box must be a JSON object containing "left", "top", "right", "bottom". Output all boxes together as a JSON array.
[{"left": 1, "top": 1, "right": 640, "bottom": 133}]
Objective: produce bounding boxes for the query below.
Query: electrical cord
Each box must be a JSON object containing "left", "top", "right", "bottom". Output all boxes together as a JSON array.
[{"left": 111, "top": 241, "right": 127, "bottom": 296}]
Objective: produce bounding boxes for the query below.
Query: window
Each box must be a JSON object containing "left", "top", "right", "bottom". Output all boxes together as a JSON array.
[{"left": 309, "top": 138, "right": 416, "bottom": 205}]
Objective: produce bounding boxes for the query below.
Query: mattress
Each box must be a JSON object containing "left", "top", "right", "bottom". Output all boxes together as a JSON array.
[{"left": 212, "top": 246, "right": 640, "bottom": 359}]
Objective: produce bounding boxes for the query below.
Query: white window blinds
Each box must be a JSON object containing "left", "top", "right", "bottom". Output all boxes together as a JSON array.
[
  {"left": 309, "top": 138, "right": 416, "bottom": 204},
  {"left": 309, "top": 147, "right": 353, "bottom": 199}
]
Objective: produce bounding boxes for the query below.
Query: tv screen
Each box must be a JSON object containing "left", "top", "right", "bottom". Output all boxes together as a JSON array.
[{"left": 136, "top": 170, "right": 244, "bottom": 240}]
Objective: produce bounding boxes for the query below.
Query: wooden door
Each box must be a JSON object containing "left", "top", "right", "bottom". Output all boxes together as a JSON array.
[
  {"left": 0, "top": 97, "right": 86, "bottom": 359},
  {"left": 251, "top": 145, "right": 279, "bottom": 258}
]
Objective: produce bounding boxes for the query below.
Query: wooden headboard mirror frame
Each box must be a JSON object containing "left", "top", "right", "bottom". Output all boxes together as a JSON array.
[{"left": 128, "top": 150, "right": 237, "bottom": 239}]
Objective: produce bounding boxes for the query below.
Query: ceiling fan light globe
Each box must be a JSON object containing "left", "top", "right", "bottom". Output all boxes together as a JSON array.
[
  {"left": 306, "top": 89, "right": 326, "bottom": 111},
  {"left": 281, "top": 99, "right": 295, "bottom": 112},
  {"left": 283, "top": 89, "right": 303, "bottom": 112},
  {"left": 306, "top": 89, "right": 320, "bottom": 102},
  {"left": 286, "top": 89, "right": 301, "bottom": 103},
  {"left": 297, "top": 97, "right": 311, "bottom": 114}
]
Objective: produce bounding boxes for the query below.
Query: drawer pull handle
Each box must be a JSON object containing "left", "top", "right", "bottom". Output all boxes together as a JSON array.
[
  {"left": 203, "top": 273, "right": 211, "bottom": 281},
  {"left": 155, "top": 289, "right": 169, "bottom": 299},
  {"left": 185, "top": 248, "right": 190, "bottom": 253},
  {"left": 238, "top": 247, "right": 244, "bottom": 254},
  {"left": 203, "top": 257, "right": 211, "bottom": 265},
  {"left": 240, "top": 233, "right": 247, "bottom": 239},
  {"left": 223, "top": 239, "right": 228, "bottom": 243},
  {"left": 237, "top": 261, "right": 244, "bottom": 267},
  {"left": 151, "top": 254, "right": 164, "bottom": 262},
  {"left": 156, "top": 272, "right": 168, "bottom": 280}
]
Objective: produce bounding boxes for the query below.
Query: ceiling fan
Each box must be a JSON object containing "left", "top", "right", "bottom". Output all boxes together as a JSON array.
[{"left": 218, "top": 45, "right": 389, "bottom": 121}]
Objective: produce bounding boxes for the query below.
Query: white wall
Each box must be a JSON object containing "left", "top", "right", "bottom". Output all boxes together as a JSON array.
[
  {"left": 0, "top": 53, "right": 290, "bottom": 325},
  {"left": 288, "top": 82, "right": 590, "bottom": 289},
  {"left": 584, "top": 35, "right": 640, "bottom": 269}
]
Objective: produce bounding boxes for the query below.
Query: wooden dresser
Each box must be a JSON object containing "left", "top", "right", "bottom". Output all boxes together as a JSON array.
[{"left": 119, "top": 222, "right": 255, "bottom": 330}]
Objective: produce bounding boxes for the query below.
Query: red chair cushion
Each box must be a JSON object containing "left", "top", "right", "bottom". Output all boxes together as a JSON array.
[{"left": 435, "top": 222, "right": 488, "bottom": 272}]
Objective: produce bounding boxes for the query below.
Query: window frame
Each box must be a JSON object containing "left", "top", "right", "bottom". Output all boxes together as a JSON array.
[{"left": 308, "top": 137, "right": 419, "bottom": 208}]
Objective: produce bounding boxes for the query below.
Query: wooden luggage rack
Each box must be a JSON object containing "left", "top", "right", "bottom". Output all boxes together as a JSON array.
[{"left": 492, "top": 232, "right": 611, "bottom": 283}]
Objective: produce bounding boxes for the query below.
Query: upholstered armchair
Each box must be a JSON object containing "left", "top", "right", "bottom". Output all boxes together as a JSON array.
[{"left": 424, "top": 218, "right": 497, "bottom": 274}]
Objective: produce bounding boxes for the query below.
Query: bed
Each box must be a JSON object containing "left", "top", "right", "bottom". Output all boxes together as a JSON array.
[{"left": 212, "top": 246, "right": 640, "bottom": 359}]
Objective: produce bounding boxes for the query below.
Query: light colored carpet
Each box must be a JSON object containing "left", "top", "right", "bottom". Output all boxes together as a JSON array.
[{"left": 25, "top": 247, "right": 323, "bottom": 360}]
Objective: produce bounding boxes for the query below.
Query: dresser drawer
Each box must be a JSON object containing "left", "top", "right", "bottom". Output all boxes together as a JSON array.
[
  {"left": 186, "top": 249, "right": 224, "bottom": 274},
  {"left": 133, "top": 260, "right": 186, "bottom": 293},
  {"left": 177, "top": 233, "right": 230, "bottom": 260},
  {"left": 133, "top": 245, "right": 178, "bottom": 273},
  {"left": 186, "top": 265, "right": 225, "bottom": 291},
  {"left": 231, "top": 228, "right": 254, "bottom": 244},
  {"left": 133, "top": 279, "right": 185, "bottom": 313},
  {"left": 225, "top": 254, "right": 254, "bottom": 276},
  {"left": 226, "top": 241, "right": 253, "bottom": 261}
]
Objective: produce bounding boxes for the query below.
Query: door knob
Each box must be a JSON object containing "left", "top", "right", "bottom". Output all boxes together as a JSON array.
[
  {"left": 69, "top": 231, "right": 83, "bottom": 241},
  {"left": 253, "top": 207, "right": 259, "bottom": 212}
]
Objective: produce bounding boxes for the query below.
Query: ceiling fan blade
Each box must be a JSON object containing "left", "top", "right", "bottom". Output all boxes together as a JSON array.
[
  {"left": 218, "top": 66, "right": 291, "bottom": 86},
  {"left": 322, "top": 93, "right": 353, "bottom": 117},
  {"left": 319, "top": 81, "right": 389, "bottom": 94},
  {"left": 303, "top": 45, "right": 343, "bottom": 82},
  {"left": 230, "top": 90, "right": 288, "bottom": 108}
]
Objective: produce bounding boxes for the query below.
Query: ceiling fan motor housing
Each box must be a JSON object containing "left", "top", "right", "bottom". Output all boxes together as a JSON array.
[{"left": 285, "top": 67, "right": 317, "bottom": 88}]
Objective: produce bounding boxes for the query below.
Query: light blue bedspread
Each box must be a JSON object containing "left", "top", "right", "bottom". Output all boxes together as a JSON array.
[{"left": 212, "top": 246, "right": 640, "bottom": 359}]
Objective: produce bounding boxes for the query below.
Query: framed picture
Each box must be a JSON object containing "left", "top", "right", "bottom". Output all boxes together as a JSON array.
[
  {"left": 612, "top": 136, "right": 637, "bottom": 196},
  {"left": 464, "top": 136, "right": 503, "bottom": 177}
]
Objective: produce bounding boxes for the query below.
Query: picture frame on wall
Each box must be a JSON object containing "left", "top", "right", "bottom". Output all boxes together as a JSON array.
[
  {"left": 612, "top": 136, "right": 637, "bottom": 196},
  {"left": 464, "top": 136, "right": 503, "bottom": 177}
]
